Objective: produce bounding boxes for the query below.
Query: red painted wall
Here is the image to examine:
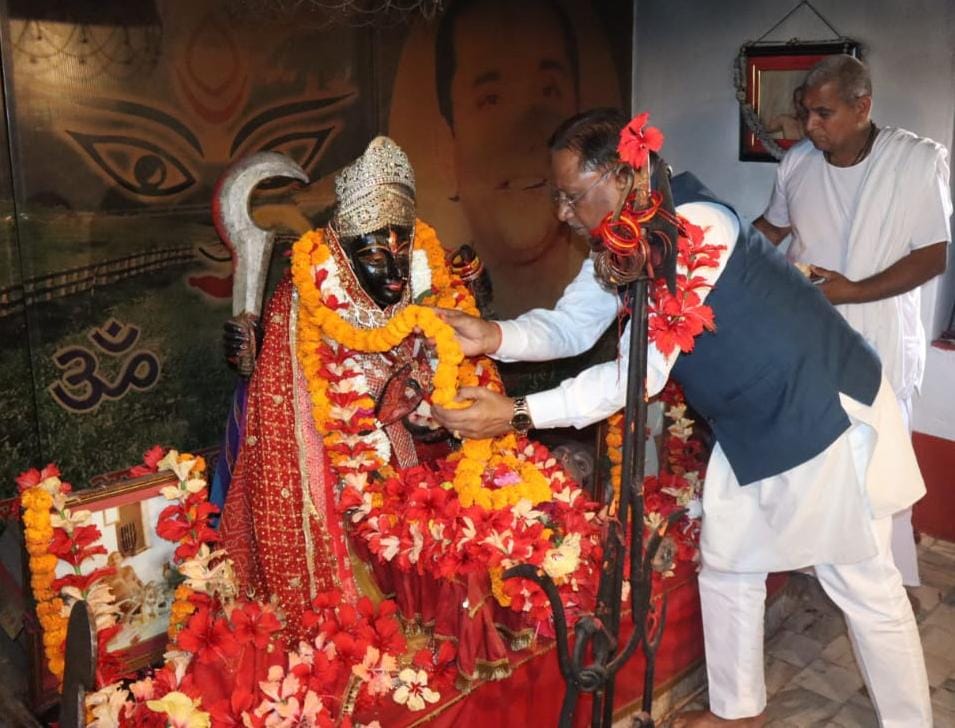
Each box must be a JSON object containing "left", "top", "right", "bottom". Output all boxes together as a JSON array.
[{"left": 912, "top": 432, "right": 955, "bottom": 542}]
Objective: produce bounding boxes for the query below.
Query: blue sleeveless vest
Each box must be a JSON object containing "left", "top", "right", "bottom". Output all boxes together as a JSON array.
[{"left": 667, "top": 173, "right": 881, "bottom": 485}]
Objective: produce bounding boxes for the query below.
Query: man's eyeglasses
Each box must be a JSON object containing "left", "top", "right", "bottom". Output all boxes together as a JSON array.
[{"left": 550, "top": 167, "right": 612, "bottom": 211}]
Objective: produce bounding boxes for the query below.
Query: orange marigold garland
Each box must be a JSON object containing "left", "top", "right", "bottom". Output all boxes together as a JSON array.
[
  {"left": 290, "top": 219, "right": 507, "bottom": 503},
  {"left": 18, "top": 465, "right": 126, "bottom": 687},
  {"left": 19, "top": 466, "right": 68, "bottom": 682}
]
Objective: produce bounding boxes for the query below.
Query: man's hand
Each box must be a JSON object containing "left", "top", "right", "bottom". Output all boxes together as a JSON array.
[
  {"left": 432, "top": 308, "right": 502, "bottom": 357},
  {"left": 432, "top": 387, "right": 514, "bottom": 439},
  {"left": 752, "top": 216, "right": 792, "bottom": 247},
  {"left": 813, "top": 242, "right": 947, "bottom": 305},
  {"left": 810, "top": 265, "right": 859, "bottom": 305}
]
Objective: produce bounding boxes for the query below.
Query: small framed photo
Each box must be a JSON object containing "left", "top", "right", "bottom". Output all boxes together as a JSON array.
[
  {"left": 59, "top": 471, "right": 180, "bottom": 674},
  {"left": 739, "top": 42, "right": 861, "bottom": 162}
]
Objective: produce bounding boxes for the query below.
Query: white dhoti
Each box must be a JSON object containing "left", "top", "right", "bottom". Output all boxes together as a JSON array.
[
  {"left": 890, "top": 395, "right": 920, "bottom": 586},
  {"left": 697, "top": 377, "right": 931, "bottom": 724}
]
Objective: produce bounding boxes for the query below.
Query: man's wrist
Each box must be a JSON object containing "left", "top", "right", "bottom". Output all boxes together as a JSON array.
[
  {"left": 510, "top": 395, "right": 534, "bottom": 435},
  {"left": 486, "top": 321, "right": 503, "bottom": 354}
]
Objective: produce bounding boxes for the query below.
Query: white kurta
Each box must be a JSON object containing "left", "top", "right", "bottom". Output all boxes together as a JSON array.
[
  {"left": 492, "top": 200, "right": 924, "bottom": 572},
  {"left": 763, "top": 128, "right": 952, "bottom": 401}
]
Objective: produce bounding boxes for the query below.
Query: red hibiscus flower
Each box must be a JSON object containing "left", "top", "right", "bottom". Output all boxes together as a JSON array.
[
  {"left": 230, "top": 602, "right": 282, "bottom": 649},
  {"left": 128, "top": 445, "right": 166, "bottom": 477},
  {"left": 207, "top": 687, "right": 254, "bottom": 727},
  {"left": 177, "top": 607, "right": 240, "bottom": 664},
  {"left": 617, "top": 112, "right": 665, "bottom": 170},
  {"left": 48, "top": 524, "right": 108, "bottom": 566},
  {"left": 16, "top": 464, "right": 61, "bottom": 493}
]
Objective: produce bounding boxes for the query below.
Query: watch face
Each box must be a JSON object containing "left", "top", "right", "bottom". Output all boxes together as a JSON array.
[{"left": 512, "top": 413, "right": 533, "bottom": 431}]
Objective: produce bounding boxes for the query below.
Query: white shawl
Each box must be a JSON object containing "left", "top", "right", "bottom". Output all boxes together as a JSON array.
[{"left": 842, "top": 127, "right": 951, "bottom": 400}]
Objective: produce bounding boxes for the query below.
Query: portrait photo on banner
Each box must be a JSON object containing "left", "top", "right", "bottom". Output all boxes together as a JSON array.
[{"left": 388, "top": 0, "right": 633, "bottom": 320}]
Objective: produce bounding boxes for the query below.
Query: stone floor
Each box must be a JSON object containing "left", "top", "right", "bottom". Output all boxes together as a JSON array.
[{"left": 661, "top": 535, "right": 955, "bottom": 727}]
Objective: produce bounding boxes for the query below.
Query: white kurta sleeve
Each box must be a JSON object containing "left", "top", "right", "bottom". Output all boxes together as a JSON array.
[
  {"left": 493, "top": 258, "right": 620, "bottom": 363},
  {"left": 521, "top": 201, "right": 740, "bottom": 430},
  {"left": 525, "top": 318, "right": 677, "bottom": 429},
  {"left": 761, "top": 139, "right": 811, "bottom": 228},
  {"left": 762, "top": 170, "right": 791, "bottom": 228},
  {"left": 907, "top": 144, "right": 952, "bottom": 250}
]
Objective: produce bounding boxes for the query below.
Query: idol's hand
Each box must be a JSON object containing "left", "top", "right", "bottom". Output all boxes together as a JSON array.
[
  {"left": 810, "top": 265, "right": 859, "bottom": 305},
  {"left": 432, "top": 308, "right": 501, "bottom": 357},
  {"left": 432, "top": 387, "right": 514, "bottom": 439},
  {"left": 224, "top": 313, "right": 263, "bottom": 379}
]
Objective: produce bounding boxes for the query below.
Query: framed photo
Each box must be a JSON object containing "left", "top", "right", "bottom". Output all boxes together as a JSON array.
[
  {"left": 57, "top": 471, "right": 181, "bottom": 674},
  {"left": 739, "top": 42, "right": 861, "bottom": 162}
]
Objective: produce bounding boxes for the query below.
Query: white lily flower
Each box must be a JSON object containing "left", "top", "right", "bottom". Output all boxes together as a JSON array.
[
  {"left": 39, "top": 476, "right": 64, "bottom": 497},
  {"left": 157, "top": 449, "right": 180, "bottom": 473},
  {"left": 85, "top": 682, "right": 130, "bottom": 728},
  {"left": 50, "top": 507, "right": 92, "bottom": 532},
  {"left": 542, "top": 533, "right": 581, "bottom": 581},
  {"left": 160, "top": 484, "right": 184, "bottom": 501},
  {"left": 379, "top": 536, "right": 400, "bottom": 561},
  {"left": 665, "top": 403, "right": 687, "bottom": 422},
  {"left": 408, "top": 523, "right": 425, "bottom": 564},
  {"left": 184, "top": 477, "right": 206, "bottom": 494},
  {"left": 162, "top": 650, "right": 193, "bottom": 686},
  {"left": 393, "top": 668, "right": 439, "bottom": 712},
  {"left": 511, "top": 499, "right": 546, "bottom": 526}
]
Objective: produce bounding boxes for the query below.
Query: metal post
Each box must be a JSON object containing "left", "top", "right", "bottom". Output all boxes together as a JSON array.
[{"left": 505, "top": 275, "right": 684, "bottom": 727}]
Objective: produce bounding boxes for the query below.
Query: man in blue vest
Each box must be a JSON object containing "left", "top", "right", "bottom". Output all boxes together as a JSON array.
[{"left": 432, "top": 108, "right": 931, "bottom": 726}]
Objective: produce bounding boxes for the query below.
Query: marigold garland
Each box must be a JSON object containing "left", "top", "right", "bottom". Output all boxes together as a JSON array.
[
  {"left": 291, "top": 221, "right": 473, "bottom": 432},
  {"left": 290, "top": 219, "right": 505, "bottom": 505},
  {"left": 18, "top": 465, "right": 123, "bottom": 686},
  {"left": 20, "top": 483, "right": 68, "bottom": 682},
  {"left": 447, "top": 434, "right": 553, "bottom": 510}
]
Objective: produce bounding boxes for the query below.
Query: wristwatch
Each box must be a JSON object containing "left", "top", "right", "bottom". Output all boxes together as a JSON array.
[{"left": 510, "top": 396, "right": 534, "bottom": 436}]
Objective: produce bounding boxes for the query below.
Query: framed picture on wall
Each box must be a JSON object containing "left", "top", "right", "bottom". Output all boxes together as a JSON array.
[{"left": 738, "top": 41, "right": 861, "bottom": 162}]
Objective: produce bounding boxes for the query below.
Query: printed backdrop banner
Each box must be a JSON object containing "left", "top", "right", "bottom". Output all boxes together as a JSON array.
[{"left": 0, "top": 0, "right": 631, "bottom": 498}]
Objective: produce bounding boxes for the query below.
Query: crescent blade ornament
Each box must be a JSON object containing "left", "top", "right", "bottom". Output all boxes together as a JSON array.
[{"left": 213, "top": 151, "right": 309, "bottom": 318}]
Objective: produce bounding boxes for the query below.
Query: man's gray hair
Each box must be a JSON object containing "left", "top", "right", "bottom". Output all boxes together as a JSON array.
[{"left": 803, "top": 54, "right": 872, "bottom": 103}]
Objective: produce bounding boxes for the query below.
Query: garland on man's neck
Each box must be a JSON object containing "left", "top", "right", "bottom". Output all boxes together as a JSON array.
[{"left": 598, "top": 112, "right": 726, "bottom": 357}]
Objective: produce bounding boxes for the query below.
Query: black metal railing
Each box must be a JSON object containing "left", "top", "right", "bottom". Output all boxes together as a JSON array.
[{"left": 505, "top": 277, "right": 683, "bottom": 728}]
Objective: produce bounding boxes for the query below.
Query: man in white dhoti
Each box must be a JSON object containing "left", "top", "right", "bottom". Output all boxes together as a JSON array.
[
  {"left": 755, "top": 54, "right": 951, "bottom": 588},
  {"left": 433, "top": 108, "right": 933, "bottom": 726}
]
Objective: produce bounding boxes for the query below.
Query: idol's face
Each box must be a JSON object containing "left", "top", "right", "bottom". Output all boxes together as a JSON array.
[{"left": 345, "top": 225, "right": 413, "bottom": 307}]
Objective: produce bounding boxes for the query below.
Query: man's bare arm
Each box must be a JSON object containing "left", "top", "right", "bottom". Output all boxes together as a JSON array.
[
  {"left": 811, "top": 241, "right": 948, "bottom": 305},
  {"left": 753, "top": 216, "right": 792, "bottom": 247}
]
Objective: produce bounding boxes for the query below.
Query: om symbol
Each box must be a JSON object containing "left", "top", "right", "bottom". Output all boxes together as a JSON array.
[{"left": 48, "top": 318, "right": 162, "bottom": 413}]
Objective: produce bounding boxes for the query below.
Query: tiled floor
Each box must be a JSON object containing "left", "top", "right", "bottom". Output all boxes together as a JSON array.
[{"left": 665, "top": 536, "right": 955, "bottom": 727}]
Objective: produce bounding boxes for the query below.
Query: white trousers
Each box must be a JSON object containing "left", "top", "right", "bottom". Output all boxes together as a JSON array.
[
  {"left": 891, "top": 395, "right": 920, "bottom": 586},
  {"left": 699, "top": 515, "right": 931, "bottom": 726}
]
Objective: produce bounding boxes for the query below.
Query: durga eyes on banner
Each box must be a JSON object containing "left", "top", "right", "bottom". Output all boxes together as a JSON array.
[{"left": 0, "top": 0, "right": 631, "bottom": 498}]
